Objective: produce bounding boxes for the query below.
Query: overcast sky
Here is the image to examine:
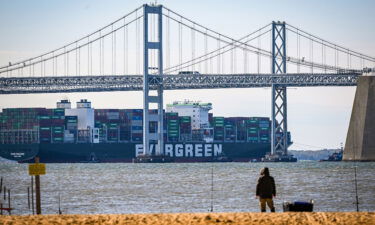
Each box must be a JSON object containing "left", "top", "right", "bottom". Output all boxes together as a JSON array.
[{"left": 0, "top": 0, "right": 374, "bottom": 150}]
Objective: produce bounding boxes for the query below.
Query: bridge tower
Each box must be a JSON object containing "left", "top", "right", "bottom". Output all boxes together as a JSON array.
[
  {"left": 271, "top": 21, "right": 288, "bottom": 157},
  {"left": 143, "top": 4, "right": 164, "bottom": 156}
]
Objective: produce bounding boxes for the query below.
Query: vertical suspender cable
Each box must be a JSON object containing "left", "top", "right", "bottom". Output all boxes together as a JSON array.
[
  {"left": 230, "top": 41, "right": 234, "bottom": 74},
  {"left": 337, "top": 48, "right": 340, "bottom": 71},
  {"left": 112, "top": 25, "right": 114, "bottom": 75},
  {"left": 43, "top": 57, "right": 46, "bottom": 76},
  {"left": 221, "top": 36, "right": 225, "bottom": 73},
  {"left": 124, "top": 19, "right": 127, "bottom": 74},
  {"left": 125, "top": 26, "right": 128, "bottom": 74},
  {"left": 76, "top": 42, "right": 78, "bottom": 75},
  {"left": 136, "top": 10, "right": 139, "bottom": 74},
  {"left": 244, "top": 47, "right": 248, "bottom": 73},
  {"left": 90, "top": 37, "right": 92, "bottom": 75},
  {"left": 257, "top": 29, "right": 261, "bottom": 73},
  {"left": 78, "top": 46, "right": 81, "bottom": 76},
  {"left": 178, "top": 18, "right": 182, "bottom": 71},
  {"left": 40, "top": 56, "right": 43, "bottom": 76},
  {"left": 192, "top": 24, "right": 195, "bottom": 72},
  {"left": 204, "top": 29, "right": 208, "bottom": 74},
  {"left": 52, "top": 53, "right": 55, "bottom": 76},
  {"left": 217, "top": 35, "right": 220, "bottom": 74},
  {"left": 87, "top": 37, "right": 90, "bottom": 75},
  {"left": 322, "top": 41, "right": 326, "bottom": 72},
  {"left": 99, "top": 31, "right": 102, "bottom": 75},
  {"left": 334, "top": 45, "right": 337, "bottom": 70},
  {"left": 114, "top": 27, "right": 117, "bottom": 75},
  {"left": 234, "top": 45, "right": 237, "bottom": 74},
  {"left": 67, "top": 50, "right": 69, "bottom": 76},
  {"left": 346, "top": 49, "right": 350, "bottom": 69},
  {"left": 29, "top": 60, "right": 32, "bottom": 76},
  {"left": 310, "top": 36, "right": 313, "bottom": 73},
  {"left": 102, "top": 32, "right": 105, "bottom": 75},
  {"left": 323, "top": 43, "right": 326, "bottom": 72},
  {"left": 297, "top": 29, "right": 300, "bottom": 73}
]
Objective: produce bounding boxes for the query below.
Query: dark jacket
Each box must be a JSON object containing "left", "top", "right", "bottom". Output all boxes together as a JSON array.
[{"left": 256, "top": 169, "right": 276, "bottom": 198}]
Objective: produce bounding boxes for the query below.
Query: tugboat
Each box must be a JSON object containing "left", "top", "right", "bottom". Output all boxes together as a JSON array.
[
  {"left": 320, "top": 145, "right": 343, "bottom": 162},
  {"left": 261, "top": 152, "right": 297, "bottom": 162},
  {"left": 320, "top": 150, "right": 343, "bottom": 162}
]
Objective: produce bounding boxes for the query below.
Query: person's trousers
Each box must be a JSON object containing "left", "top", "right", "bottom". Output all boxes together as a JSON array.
[{"left": 259, "top": 198, "right": 275, "bottom": 212}]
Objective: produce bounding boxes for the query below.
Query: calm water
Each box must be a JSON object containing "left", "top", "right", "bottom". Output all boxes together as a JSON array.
[{"left": 0, "top": 161, "right": 374, "bottom": 215}]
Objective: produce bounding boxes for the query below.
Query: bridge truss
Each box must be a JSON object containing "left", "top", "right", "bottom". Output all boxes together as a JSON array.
[{"left": 0, "top": 73, "right": 359, "bottom": 94}]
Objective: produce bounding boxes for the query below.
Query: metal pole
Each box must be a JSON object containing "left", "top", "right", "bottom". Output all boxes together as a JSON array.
[
  {"left": 7, "top": 189, "right": 10, "bottom": 215},
  {"left": 354, "top": 166, "right": 359, "bottom": 212},
  {"left": 35, "top": 157, "right": 42, "bottom": 215},
  {"left": 210, "top": 166, "right": 214, "bottom": 212},
  {"left": 27, "top": 187, "right": 30, "bottom": 210},
  {"left": 31, "top": 176, "right": 34, "bottom": 214}
]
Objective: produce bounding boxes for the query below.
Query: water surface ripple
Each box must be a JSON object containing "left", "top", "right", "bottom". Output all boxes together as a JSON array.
[{"left": 0, "top": 161, "right": 374, "bottom": 214}]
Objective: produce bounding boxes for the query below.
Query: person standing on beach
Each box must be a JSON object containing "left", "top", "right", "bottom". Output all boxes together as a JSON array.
[{"left": 256, "top": 167, "right": 276, "bottom": 212}]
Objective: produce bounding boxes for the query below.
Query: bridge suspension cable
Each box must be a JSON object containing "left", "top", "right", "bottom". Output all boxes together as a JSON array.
[
  {"left": 162, "top": 6, "right": 371, "bottom": 75},
  {"left": 0, "top": 6, "right": 144, "bottom": 77},
  {"left": 286, "top": 23, "right": 375, "bottom": 72},
  {"left": 1, "top": 4, "right": 374, "bottom": 79},
  {"left": 162, "top": 22, "right": 271, "bottom": 74}
]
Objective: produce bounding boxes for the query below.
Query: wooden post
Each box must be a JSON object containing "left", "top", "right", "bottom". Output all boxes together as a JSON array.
[
  {"left": 27, "top": 187, "right": 30, "bottom": 210},
  {"left": 31, "top": 176, "right": 34, "bottom": 215},
  {"left": 0, "top": 202, "right": 2, "bottom": 215},
  {"left": 8, "top": 189, "right": 10, "bottom": 215},
  {"left": 35, "top": 157, "right": 42, "bottom": 215}
]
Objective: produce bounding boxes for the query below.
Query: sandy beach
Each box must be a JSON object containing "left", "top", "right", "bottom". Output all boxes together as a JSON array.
[{"left": 1, "top": 212, "right": 375, "bottom": 225}]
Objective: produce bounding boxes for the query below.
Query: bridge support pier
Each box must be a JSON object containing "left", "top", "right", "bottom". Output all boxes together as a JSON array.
[
  {"left": 344, "top": 74, "right": 375, "bottom": 161},
  {"left": 143, "top": 4, "right": 164, "bottom": 156},
  {"left": 270, "top": 21, "right": 289, "bottom": 157}
]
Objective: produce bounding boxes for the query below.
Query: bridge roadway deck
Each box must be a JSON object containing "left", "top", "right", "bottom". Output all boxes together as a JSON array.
[{"left": 0, "top": 73, "right": 360, "bottom": 94}]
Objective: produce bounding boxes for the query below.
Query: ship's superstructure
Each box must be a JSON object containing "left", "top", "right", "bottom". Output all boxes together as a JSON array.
[
  {"left": 0, "top": 99, "right": 292, "bottom": 163},
  {"left": 166, "top": 100, "right": 212, "bottom": 130}
]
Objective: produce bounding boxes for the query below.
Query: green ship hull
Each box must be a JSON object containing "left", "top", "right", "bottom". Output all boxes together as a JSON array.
[{"left": 0, "top": 142, "right": 269, "bottom": 163}]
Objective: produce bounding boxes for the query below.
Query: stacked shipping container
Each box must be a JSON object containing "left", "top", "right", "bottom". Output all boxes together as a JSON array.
[
  {"left": 166, "top": 112, "right": 179, "bottom": 142},
  {"left": 0, "top": 104, "right": 283, "bottom": 146},
  {"left": 131, "top": 109, "right": 143, "bottom": 142},
  {"left": 213, "top": 117, "right": 224, "bottom": 141}
]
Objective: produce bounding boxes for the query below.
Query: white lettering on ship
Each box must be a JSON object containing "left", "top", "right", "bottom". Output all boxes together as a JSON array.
[
  {"left": 10, "top": 152, "right": 25, "bottom": 158},
  {"left": 135, "top": 144, "right": 222, "bottom": 157}
]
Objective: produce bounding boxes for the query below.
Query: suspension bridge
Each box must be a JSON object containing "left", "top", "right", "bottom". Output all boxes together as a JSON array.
[{"left": 0, "top": 4, "right": 374, "bottom": 160}]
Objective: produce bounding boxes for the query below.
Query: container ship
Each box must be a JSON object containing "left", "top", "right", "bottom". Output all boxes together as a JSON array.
[{"left": 0, "top": 99, "right": 291, "bottom": 163}]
